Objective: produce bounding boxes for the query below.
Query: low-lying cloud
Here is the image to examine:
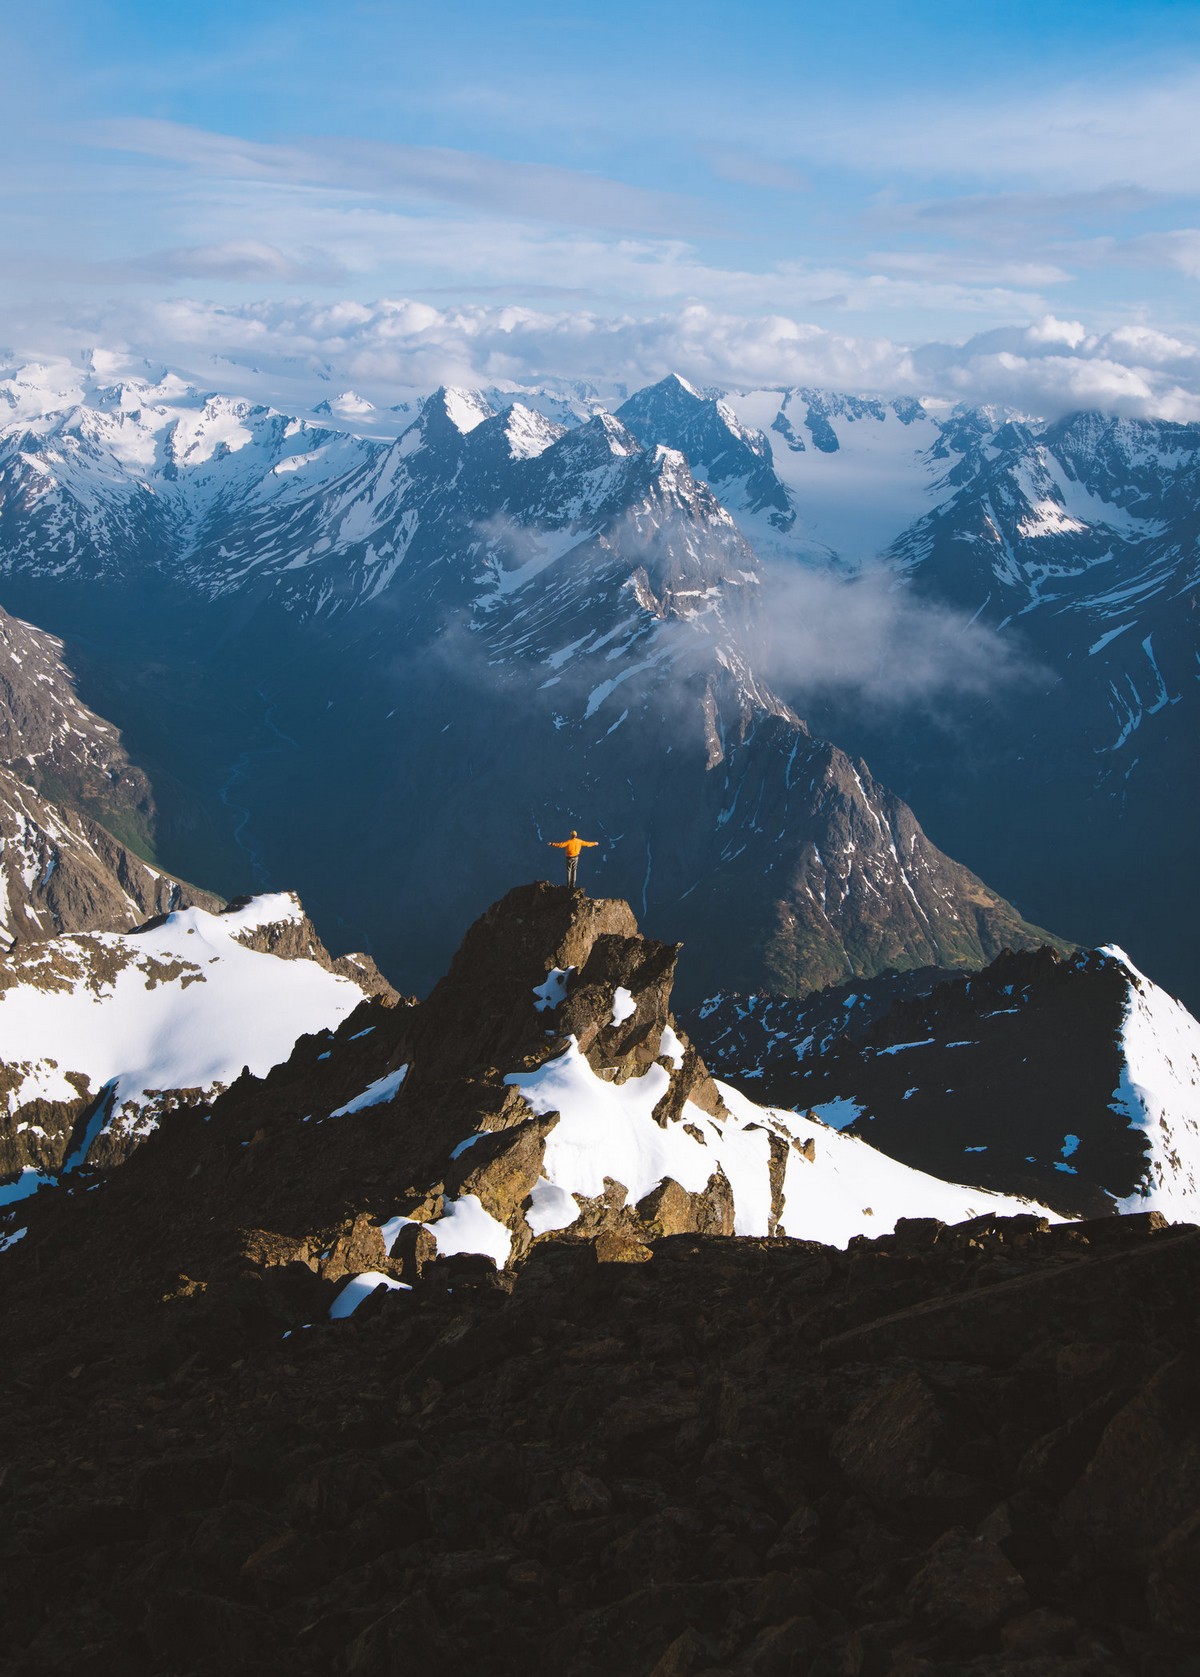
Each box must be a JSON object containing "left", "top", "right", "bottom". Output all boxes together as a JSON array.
[
  {"left": 37, "top": 296, "right": 1200, "bottom": 423},
  {"left": 427, "top": 514, "right": 1036, "bottom": 724},
  {"left": 747, "top": 564, "right": 1039, "bottom": 712}
]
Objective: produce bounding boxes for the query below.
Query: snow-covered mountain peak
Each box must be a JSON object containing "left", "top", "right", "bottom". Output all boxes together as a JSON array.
[
  {"left": 589, "top": 408, "right": 642, "bottom": 455},
  {"left": 617, "top": 379, "right": 792, "bottom": 537},
  {"left": 0, "top": 358, "right": 90, "bottom": 422},
  {"left": 666, "top": 371, "right": 702, "bottom": 399},
  {"left": 498, "top": 402, "right": 564, "bottom": 460},
  {"left": 314, "top": 390, "right": 375, "bottom": 420},
  {"left": 169, "top": 395, "right": 259, "bottom": 467},
  {"left": 437, "top": 386, "right": 494, "bottom": 435}
]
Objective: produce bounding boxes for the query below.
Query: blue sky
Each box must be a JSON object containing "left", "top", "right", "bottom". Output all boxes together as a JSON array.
[{"left": 6, "top": 0, "right": 1200, "bottom": 410}]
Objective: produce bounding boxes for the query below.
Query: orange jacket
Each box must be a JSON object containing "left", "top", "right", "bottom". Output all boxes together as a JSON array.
[{"left": 550, "top": 836, "right": 598, "bottom": 859}]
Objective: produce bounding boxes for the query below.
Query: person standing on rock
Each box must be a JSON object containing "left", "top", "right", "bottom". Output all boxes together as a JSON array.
[{"left": 549, "top": 830, "right": 598, "bottom": 890}]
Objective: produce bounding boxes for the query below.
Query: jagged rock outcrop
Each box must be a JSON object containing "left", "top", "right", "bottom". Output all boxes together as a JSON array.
[
  {"left": 169, "top": 882, "right": 760, "bottom": 1281},
  {"left": 4, "top": 883, "right": 1049, "bottom": 1336},
  {"left": 397, "top": 881, "right": 724, "bottom": 1108}
]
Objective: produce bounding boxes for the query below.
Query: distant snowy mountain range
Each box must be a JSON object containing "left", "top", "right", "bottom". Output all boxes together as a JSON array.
[{"left": 0, "top": 352, "right": 1193, "bottom": 1004}]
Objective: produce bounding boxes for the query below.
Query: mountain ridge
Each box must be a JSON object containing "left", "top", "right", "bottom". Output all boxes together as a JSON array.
[{"left": 0, "top": 364, "right": 1074, "bottom": 1002}]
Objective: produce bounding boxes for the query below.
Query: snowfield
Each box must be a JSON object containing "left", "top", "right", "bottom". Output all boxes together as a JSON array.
[
  {"left": 0, "top": 895, "right": 371, "bottom": 1200},
  {"left": 505, "top": 1036, "right": 1058, "bottom": 1249},
  {"left": 351, "top": 1026, "right": 1059, "bottom": 1288}
]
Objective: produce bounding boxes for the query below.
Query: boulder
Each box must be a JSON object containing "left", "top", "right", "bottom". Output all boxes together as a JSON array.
[{"left": 905, "top": 1528, "right": 1028, "bottom": 1632}]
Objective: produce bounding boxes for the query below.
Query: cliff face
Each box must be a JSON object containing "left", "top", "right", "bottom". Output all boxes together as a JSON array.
[
  {"left": 0, "top": 601, "right": 157, "bottom": 849},
  {"left": 0, "top": 601, "right": 221, "bottom": 946},
  {"left": 0, "top": 762, "right": 220, "bottom": 950}
]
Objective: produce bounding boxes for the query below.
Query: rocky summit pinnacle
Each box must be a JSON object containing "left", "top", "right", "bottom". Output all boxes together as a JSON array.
[{"left": 0, "top": 882, "right": 1056, "bottom": 1358}]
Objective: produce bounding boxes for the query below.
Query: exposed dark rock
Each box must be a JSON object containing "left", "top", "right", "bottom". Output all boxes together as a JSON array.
[
  {"left": 636, "top": 1172, "right": 736, "bottom": 1238},
  {"left": 319, "top": 1215, "right": 389, "bottom": 1284},
  {"left": 905, "top": 1529, "right": 1028, "bottom": 1633},
  {"left": 449, "top": 1115, "right": 559, "bottom": 1225},
  {"left": 2, "top": 1208, "right": 1197, "bottom": 1676}
]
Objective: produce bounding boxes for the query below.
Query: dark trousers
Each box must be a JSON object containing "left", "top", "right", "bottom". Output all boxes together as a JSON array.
[{"left": 566, "top": 855, "right": 578, "bottom": 888}]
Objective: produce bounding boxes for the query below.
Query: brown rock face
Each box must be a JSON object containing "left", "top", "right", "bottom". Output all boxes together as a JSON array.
[
  {"left": 324, "top": 882, "right": 738, "bottom": 1259},
  {"left": 637, "top": 1172, "right": 735, "bottom": 1238},
  {"left": 906, "top": 1529, "right": 1029, "bottom": 1632},
  {"left": 318, "top": 1215, "right": 388, "bottom": 1283},
  {"left": 0, "top": 762, "right": 220, "bottom": 950},
  {"left": 447, "top": 1114, "right": 560, "bottom": 1226},
  {"left": 1056, "top": 1351, "right": 1200, "bottom": 1563},
  {"left": 831, "top": 1369, "right": 963, "bottom": 1504},
  {"left": 402, "top": 883, "right": 641, "bottom": 1084},
  {"left": 1148, "top": 1512, "right": 1200, "bottom": 1636}
]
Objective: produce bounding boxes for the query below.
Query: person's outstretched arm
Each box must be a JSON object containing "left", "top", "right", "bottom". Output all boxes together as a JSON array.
[{"left": 582, "top": 839, "right": 598, "bottom": 847}]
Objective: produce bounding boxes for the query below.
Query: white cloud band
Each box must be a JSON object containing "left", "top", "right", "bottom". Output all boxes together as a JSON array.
[{"left": 21, "top": 297, "right": 1200, "bottom": 422}]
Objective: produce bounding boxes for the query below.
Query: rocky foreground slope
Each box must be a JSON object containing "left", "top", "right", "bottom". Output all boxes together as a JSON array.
[
  {"left": 2, "top": 1189, "right": 1197, "bottom": 1674},
  {"left": 1, "top": 884, "right": 1197, "bottom": 1675}
]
